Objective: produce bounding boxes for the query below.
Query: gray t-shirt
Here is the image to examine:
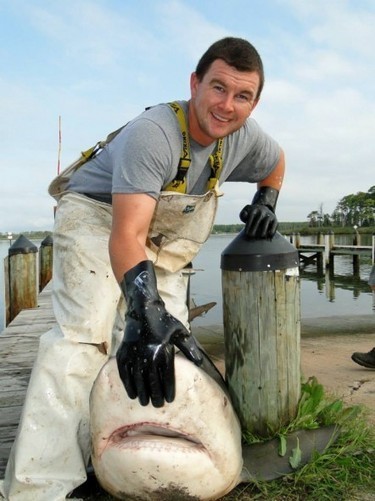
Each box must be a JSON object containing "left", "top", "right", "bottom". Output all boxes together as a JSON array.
[{"left": 68, "top": 101, "right": 281, "bottom": 199}]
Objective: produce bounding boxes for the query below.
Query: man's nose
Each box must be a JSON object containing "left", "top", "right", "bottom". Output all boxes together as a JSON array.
[{"left": 219, "top": 94, "right": 235, "bottom": 112}]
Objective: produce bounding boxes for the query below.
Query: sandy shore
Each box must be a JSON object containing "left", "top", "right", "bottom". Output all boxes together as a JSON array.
[{"left": 192, "top": 314, "right": 375, "bottom": 424}]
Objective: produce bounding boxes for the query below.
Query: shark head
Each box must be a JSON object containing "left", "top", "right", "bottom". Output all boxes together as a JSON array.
[{"left": 90, "top": 353, "right": 243, "bottom": 500}]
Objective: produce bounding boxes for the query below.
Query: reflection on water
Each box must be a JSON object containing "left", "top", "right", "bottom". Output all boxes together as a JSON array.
[
  {"left": 301, "top": 268, "right": 371, "bottom": 300},
  {"left": 0, "top": 234, "right": 374, "bottom": 330}
]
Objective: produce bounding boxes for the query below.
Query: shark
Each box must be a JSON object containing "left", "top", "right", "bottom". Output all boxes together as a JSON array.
[{"left": 89, "top": 351, "right": 338, "bottom": 500}]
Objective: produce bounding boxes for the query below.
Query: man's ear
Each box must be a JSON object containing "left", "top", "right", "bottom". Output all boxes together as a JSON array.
[
  {"left": 190, "top": 72, "right": 198, "bottom": 98},
  {"left": 250, "top": 97, "right": 260, "bottom": 114}
]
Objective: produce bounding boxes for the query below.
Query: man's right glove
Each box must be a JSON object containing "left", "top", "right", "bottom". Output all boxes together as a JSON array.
[
  {"left": 116, "top": 260, "right": 203, "bottom": 408},
  {"left": 240, "top": 186, "right": 279, "bottom": 239}
]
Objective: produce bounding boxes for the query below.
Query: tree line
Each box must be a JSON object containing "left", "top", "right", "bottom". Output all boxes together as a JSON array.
[{"left": 307, "top": 186, "right": 375, "bottom": 228}]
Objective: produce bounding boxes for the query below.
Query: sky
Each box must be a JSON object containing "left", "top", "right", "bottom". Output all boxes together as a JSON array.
[{"left": 0, "top": 0, "right": 374, "bottom": 232}]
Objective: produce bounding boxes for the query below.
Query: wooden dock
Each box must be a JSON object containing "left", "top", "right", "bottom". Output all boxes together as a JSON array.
[
  {"left": 0, "top": 284, "right": 55, "bottom": 477},
  {"left": 291, "top": 233, "right": 375, "bottom": 272}
]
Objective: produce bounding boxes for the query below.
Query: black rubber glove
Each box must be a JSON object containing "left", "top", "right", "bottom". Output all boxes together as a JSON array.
[
  {"left": 116, "top": 260, "right": 203, "bottom": 408},
  {"left": 240, "top": 186, "right": 279, "bottom": 239}
]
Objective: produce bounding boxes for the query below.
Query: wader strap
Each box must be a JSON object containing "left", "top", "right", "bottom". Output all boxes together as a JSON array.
[
  {"left": 165, "top": 102, "right": 224, "bottom": 193},
  {"left": 164, "top": 102, "right": 192, "bottom": 193},
  {"left": 80, "top": 125, "right": 126, "bottom": 162},
  {"left": 207, "top": 138, "right": 224, "bottom": 190}
]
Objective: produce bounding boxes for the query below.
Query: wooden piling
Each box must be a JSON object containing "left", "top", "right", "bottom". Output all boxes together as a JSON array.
[
  {"left": 352, "top": 232, "right": 360, "bottom": 275},
  {"left": 39, "top": 235, "right": 53, "bottom": 291},
  {"left": 324, "top": 231, "right": 335, "bottom": 272},
  {"left": 221, "top": 232, "right": 300, "bottom": 436},
  {"left": 5, "top": 235, "right": 38, "bottom": 326}
]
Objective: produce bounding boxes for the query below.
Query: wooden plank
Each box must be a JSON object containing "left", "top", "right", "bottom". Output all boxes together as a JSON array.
[{"left": 0, "top": 407, "right": 23, "bottom": 427}]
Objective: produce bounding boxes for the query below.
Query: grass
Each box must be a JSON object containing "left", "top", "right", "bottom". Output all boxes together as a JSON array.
[
  {"left": 227, "top": 377, "right": 375, "bottom": 500},
  {"left": 227, "top": 415, "right": 375, "bottom": 500},
  {"left": 78, "top": 378, "right": 375, "bottom": 500}
]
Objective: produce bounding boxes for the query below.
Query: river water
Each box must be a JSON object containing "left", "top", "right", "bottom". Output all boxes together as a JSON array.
[{"left": 1, "top": 233, "right": 374, "bottom": 330}]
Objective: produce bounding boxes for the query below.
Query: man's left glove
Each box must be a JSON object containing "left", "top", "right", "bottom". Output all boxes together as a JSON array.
[
  {"left": 116, "top": 260, "right": 203, "bottom": 408},
  {"left": 240, "top": 186, "right": 279, "bottom": 239}
]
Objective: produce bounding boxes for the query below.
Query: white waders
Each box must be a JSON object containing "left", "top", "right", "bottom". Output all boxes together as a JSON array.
[{"left": 1, "top": 186, "right": 220, "bottom": 500}]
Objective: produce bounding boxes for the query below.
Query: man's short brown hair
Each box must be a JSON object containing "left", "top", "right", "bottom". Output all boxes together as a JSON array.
[{"left": 195, "top": 37, "right": 264, "bottom": 99}]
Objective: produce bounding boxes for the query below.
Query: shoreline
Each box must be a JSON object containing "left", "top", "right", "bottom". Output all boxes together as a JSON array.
[{"left": 193, "top": 313, "right": 375, "bottom": 338}]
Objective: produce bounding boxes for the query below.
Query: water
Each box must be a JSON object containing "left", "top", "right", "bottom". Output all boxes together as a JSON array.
[
  {"left": 189, "top": 233, "right": 374, "bottom": 326},
  {"left": 1, "top": 234, "right": 374, "bottom": 331}
]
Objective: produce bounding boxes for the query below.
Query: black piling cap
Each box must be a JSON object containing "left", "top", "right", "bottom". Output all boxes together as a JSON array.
[
  {"left": 8, "top": 235, "right": 38, "bottom": 256},
  {"left": 40, "top": 235, "right": 53, "bottom": 247},
  {"left": 221, "top": 230, "right": 298, "bottom": 272}
]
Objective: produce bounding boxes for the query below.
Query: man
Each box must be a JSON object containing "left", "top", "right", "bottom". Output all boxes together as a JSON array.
[{"left": 1, "top": 37, "right": 285, "bottom": 499}]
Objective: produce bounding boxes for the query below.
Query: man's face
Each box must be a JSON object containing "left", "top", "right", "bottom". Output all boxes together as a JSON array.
[{"left": 189, "top": 59, "right": 260, "bottom": 146}]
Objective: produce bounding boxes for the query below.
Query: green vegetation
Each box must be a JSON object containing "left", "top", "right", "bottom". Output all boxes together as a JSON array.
[
  {"left": 280, "top": 224, "right": 375, "bottom": 236},
  {"left": 212, "top": 224, "right": 245, "bottom": 234},
  {"left": 212, "top": 222, "right": 375, "bottom": 236},
  {"left": 307, "top": 186, "right": 375, "bottom": 229},
  {"left": 244, "top": 377, "right": 360, "bottom": 442},
  {"left": 0, "top": 230, "right": 52, "bottom": 242}
]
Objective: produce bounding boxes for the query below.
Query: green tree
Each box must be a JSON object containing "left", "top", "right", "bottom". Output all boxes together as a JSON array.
[{"left": 333, "top": 187, "right": 375, "bottom": 227}]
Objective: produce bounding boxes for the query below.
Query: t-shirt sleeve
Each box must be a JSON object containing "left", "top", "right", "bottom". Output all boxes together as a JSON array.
[{"left": 111, "top": 116, "right": 179, "bottom": 199}]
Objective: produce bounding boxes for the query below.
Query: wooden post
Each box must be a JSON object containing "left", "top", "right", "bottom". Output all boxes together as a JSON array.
[
  {"left": 291, "top": 232, "right": 301, "bottom": 248},
  {"left": 316, "top": 232, "right": 323, "bottom": 273},
  {"left": 352, "top": 232, "right": 360, "bottom": 276},
  {"left": 221, "top": 231, "right": 300, "bottom": 436},
  {"left": 324, "top": 231, "right": 334, "bottom": 272},
  {"left": 39, "top": 235, "right": 53, "bottom": 291},
  {"left": 5, "top": 235, "right": 38, "bottom": 326}
]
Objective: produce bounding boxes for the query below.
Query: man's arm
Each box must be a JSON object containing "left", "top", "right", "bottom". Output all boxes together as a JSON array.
[
  {"left": 258, "top": 148, "right": 285, "bottom": 191},
  {"left": 109, "top": 193, "right": 156, "bottom": 281},
  {"left": 110, "top": 192, "right": 203, "bottom": 408},
  {"left": 240, "top": 148, "right": 285, "bottom": 238}
]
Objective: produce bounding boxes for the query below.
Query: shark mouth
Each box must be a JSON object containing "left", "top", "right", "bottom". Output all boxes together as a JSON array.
[{"left": 107, "top": 422, "right": 206, "bottom": 452}]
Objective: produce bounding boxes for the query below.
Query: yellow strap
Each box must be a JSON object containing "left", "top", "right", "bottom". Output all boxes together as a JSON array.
[
  {"left": 81, "top": 144, "right": 98, "bottom": 160},
  {"left": 165, "top": 102, "right": 224, "bottom": 193},
  {"left": 164, "top": 102, "right": 191, "bottom": 193},
  {"left": 207, "top": 138, "right": 224, "bottom": 190}
]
